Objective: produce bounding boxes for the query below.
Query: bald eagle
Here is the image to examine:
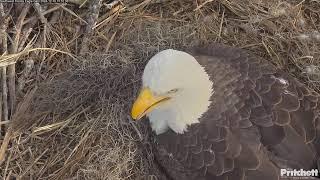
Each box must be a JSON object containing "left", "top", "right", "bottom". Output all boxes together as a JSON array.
[{"left": 131, "top": 44, "right": 320, "bottom": 180}]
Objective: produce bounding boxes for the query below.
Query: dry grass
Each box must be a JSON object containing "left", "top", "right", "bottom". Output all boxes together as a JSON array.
[{"left": 0, "top": 0, "right": 319, "bottom": 179}]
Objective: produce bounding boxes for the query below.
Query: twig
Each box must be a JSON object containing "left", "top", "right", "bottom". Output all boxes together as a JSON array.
[
  {"left": 105, "top": 31, "right": 117, "bottom": 53},
  {"left": 7, "top": 65, "right": 14, "bottom": 117},
  {"left": 17, "top": 59, "right": 34, "bottom": 93},
  {"left": 32, "top": 119, "right": 72, "bottom": 135},
  {"left": 0, "top": 47, "right": 78, "bottom": 67},
  {"left": 8, "top": 5, "right": 30, "bottom": 117},
  {"left": 126, "top": 0, "right": 152, "bottom": 11},
  {"left": 194, "top": 0, "right": 215, "bottom": 11},
  {"left": 4, "top": 170, "right": 12, "bottom": 180},
  {"left": 17, "top": 27, "right": 33, "bottom": 53},
  {"left": 0, "top": 5, "right": 9, "bottom": 129},
  {"left": 0, "top": 3, "right": 4, "bottom": 16},
  {"left": 0, "top": 14, "right": 9, "bottom": 55},
  {"left": 18, "top": 6, "right": 41, "bottom": 53},
  {"left": 217, "top": 9, "right": 225, "bottom": 39},
  {"left": 23, "top": 5, "right": 61, "bottom": 25},
  {"left": 0, "top": 3, "right": 4, "bottom": 47},
  {"left": 33, "top": 3, "right": 48, "bottom": 24},
  {"left": 19, "top": 149, "right": 49, "bottom": 178},
  {"left": 33, "top": 3, "right": 49, "bottom": 62},
  {"left": 11, "top": 5, "right": 30, "bottom": 53},
  {"left": 79, "top": 0, "right": 102, "bottom": 55},
  {"left": 59, "top": 5, "right": 87, "bottom": 24},
  {"left": 0, "top": 129, "right": 11, "bottom": 165},
  {"left": 3, "top": 139, "right": 12, "bottom": 180},
  {"left": 94, "top": 6, "right": 122, "bottom": 30},
  {"left": 128, "top": 116, "right": 143, "bottom": 141},
  {"left": 79, "top": 0, "right": 89, "bottom": 8},
  {"left": 2, "top": 67, "right": 8, "bottom": 123},
  {"left": 0, "top": 3, "right": 8, "bottom": 136},
  {"left": 104, "top": 0, "right": 120, "bottom": 9}
]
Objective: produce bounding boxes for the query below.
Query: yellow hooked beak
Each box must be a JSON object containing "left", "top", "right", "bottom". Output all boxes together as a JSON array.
[{"left": 131, "top": 88, "right": 170, "bottom": 120}]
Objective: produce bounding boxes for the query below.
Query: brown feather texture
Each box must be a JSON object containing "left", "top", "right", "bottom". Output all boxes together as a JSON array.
[{"left": 149, "top": 44, "right": 320, "bottom": 180}]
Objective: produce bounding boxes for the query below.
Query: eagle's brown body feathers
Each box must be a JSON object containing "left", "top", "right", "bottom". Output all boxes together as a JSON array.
[{"left": 153, "top": 44, "right": 320, "bottom": 180}]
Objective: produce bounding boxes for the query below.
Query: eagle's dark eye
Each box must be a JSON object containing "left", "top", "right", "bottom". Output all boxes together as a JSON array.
[{"left": 168, "top": 88, "right": 178, "bottom": 94}]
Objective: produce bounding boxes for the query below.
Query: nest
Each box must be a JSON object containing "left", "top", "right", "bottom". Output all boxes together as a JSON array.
[{"left": 0, "top": 0, "right": 319, "bottom": 179}]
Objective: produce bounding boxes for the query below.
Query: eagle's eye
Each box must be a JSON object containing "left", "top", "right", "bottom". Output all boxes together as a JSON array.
[{"left": 167, "top": 88, "right": 179, "bottom": 94}]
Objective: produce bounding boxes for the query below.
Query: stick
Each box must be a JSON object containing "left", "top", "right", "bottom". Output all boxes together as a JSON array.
[
  {"left": 0, "top": 129, "right": 11, "bottom": 165},
  {"left": 79, "top": 0, "right": 102, "bottom": 55},
  {"left": 0, "top": 4, "right": 9, "bottom": 130},
  {"left": 104, "top": 0, "right": 120, "bottom": 9},
  {"left": 2, "top": 67, "right": 8, "bottom": 123},
  {"left": 8, "top": 5, "right": 30, "bottom": 116},
  {"left": 7, "top": 66, "right": 14, "bottom": 117},
  {"left": 194, "top": 0, "right": 215, "bottom": 11},
  {"left": 33, "top": 3, "right": 48, "bottom": 24}
]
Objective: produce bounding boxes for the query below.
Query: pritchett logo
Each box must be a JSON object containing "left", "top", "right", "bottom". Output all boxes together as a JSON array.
[{"left": 281, "top": 169, "right": 318, "bottom": 179}]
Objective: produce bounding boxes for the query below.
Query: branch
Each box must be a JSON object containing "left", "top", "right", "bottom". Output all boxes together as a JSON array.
[
  {"left": 8, "top": 5, "right": 30, "bottom": 116},
  {"left": 0, "top": 4, "right": 9, "bottom": 131},
  {"left": 79, "top": 0, "right": 102, "bottom": 55}
]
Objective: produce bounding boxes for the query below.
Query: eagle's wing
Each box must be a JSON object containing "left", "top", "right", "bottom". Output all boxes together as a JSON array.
[{"left": 154, "top": 44, "right": 320, "bottom": 180}]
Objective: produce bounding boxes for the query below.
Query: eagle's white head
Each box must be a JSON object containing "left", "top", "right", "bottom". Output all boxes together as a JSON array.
[{"left": 131, "top": 49, "right": 213, "bottom": 135}]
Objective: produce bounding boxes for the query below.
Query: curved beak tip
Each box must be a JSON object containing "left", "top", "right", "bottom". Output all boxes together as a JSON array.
[
  {"left": 130, "top": 108, "right": 139, "bottom": 120},
  {"left": 130, "top": 98, "right": 145, "bottom": 121},
  {"left": 130, "top": 87, "right": 169, "bottom": 121}
]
